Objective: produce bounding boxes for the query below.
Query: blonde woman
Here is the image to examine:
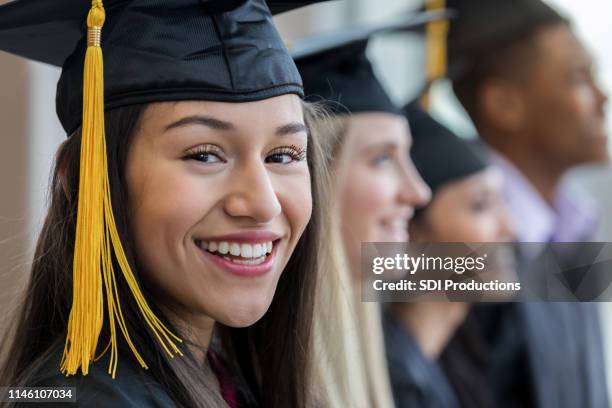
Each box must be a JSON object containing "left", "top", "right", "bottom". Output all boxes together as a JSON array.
[{"left": 295, "top": 28, "right": 433, "bottom": 407}]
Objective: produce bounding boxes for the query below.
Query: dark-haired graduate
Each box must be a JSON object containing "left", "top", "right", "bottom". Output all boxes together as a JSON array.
[
  {"left": 0, "top": 1, "right": 347, "bottom": 407},
  {"left": 383, "top": 102, "right": 515, "bottom": 408},
  {"left": 443, "top": 0, "right": 609, "bottom": 407}
]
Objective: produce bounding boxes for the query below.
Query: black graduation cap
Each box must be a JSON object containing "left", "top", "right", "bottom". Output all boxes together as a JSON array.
[
  {"left": 293, "top": 10, "right": 451, "bottom": 115},
  {"left": 447, "top": 0, "right": 566, "bottom": 80},
  {"left": 0, "top": 0, "right": 327, "bottom": 134},
  {"left": 405, "top": 101, "right": 488, "bottom": 193}
]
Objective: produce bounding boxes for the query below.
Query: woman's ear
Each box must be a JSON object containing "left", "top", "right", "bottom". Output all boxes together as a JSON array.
[{"left": 478, "top": 78, "right": 526, "bottom": 133}]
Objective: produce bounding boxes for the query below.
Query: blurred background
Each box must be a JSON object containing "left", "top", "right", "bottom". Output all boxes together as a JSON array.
[{"left": 1, "top": 0, "right": 611, "bottom": 396}]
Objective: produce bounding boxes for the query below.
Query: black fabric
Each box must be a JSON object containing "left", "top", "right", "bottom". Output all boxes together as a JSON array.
[
  {"left": 383, "top": 311, "right": 461, "bottom": 408},
  {"left": 293, "top": 11, "right": 449, "bottom": 116},
  {"left": 520, "top": 301, "right": 608, "bottom": 408},
  {"left": 404, "top": 101, "right": 489, "bottom": 193},
  {"left": 18, "top": 341, "right": 259, "bottom": 408},
  {"left": 447, "top": 0, "right": 566, "bottom": 80},
  {"left": 441, "top": 304, "right": 535, "bottom": 408},
  {"left": 482, "top": 306, "right": 533, "bottom": 408},
  {"left": 515, "top": 245, "right": 609, "bottom": 408},
  {"left": 440, "top": 245, "right": 610, "bottom": 408},
  {"left": 20, "top": 344, "right": 176, "bottom": 407},
  {"left": 0, "top": 0, "right": 326, "bottom": 134},
  {"left": 438, "top": 308, "right": 492, "bottom": 408},
  {"left": 296, "top": 39, "right": 400, "bottom": 115}
]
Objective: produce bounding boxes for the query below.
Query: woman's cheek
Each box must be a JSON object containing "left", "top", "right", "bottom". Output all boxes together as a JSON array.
[
  {"left": 274, "top": 171, "right": 312, "bottom": 243},
  {"left": 128, "top": 162, "right": 217, "bottom": 279},
  {"left": 348, "top": 167, "right": 393, "bottom": 213},
  {"left": 342, "top": 171, "right": 393, "bottom": 250},
  {"left": 457, "top": 214, "right": 497, "bottom": 242}
]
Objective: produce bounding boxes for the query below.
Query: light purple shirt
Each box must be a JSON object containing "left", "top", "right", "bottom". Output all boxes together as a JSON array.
[{"left": 488, "top": 149, "right": 598, "bottom": 243}]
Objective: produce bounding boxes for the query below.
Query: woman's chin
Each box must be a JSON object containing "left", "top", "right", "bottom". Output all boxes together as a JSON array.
[{"left": 215, "top": 300, "right": 272, "bottom": 328}]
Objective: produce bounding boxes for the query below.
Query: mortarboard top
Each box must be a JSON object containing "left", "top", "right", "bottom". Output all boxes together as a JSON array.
[
  {"left": 0, "top": 0, "right": 329, "bottom": 379},
  {"left": 447, "top": 0, "right": 566, "bottom": 80},
  {"left": 405, "top": 100, "right": 488, "bottom": 193},
  {"left": 0, "top": 0, "right": 329, "bottom": 134},
  {"left": 292, "top": 9, "right": 452, "bottom": 116}
]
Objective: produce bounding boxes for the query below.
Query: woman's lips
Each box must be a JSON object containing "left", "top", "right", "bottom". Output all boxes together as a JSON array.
[
  {"left": 380, "top": 218, "right": 409, "bottom": 242},
  {"left": 195, "top": 239, "right": 279, "bottom": 278},
  {"left": 381, "top": 228, "right": 409, "bottom": 242}
]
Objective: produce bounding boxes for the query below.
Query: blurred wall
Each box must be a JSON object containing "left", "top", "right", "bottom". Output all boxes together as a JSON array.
[
  {"left": 0, "top": 0, "right": 64, "bottom": 344},
  {"left": 0, "top": 52, "right": 29, "bottom": 340}
]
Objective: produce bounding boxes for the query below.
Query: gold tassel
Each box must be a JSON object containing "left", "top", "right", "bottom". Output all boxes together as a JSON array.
[
  {"left": 61, "top": 0, "right": 182, "bottom": 379},
  {"left": 422, "top": 0, "right": 449, "bottom": 110}
]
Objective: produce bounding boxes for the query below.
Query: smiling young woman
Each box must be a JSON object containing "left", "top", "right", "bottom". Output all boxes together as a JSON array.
[
  {"left": 0, "top": 1, "right": 340, "bottom": 407},
  {"left": 3, "top": 98, "right": 329, "bottom": 408}
]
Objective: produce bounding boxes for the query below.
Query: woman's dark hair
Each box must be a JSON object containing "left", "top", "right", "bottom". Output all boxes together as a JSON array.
[{"left": 0, "top": 101, "right": 328, "bottom": 408}]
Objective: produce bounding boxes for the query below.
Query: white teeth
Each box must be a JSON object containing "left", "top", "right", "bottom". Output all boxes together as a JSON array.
[
  {"left": 199, "top": 239, "right": 275, "bottom": 259},
  {"left": 223, "top": 255, "right": 265, "bottom": 265},
  {"left": 232, "top": 256, "right": 266, "bottom": 265},
  {"left": 230, "top": 243, "right": 241, "bottom": 256},
  {"left": 218, "top": 241, "right": 229, "bottom": 255},
  {"left": 241, "top": 244, "right": 253, "bottom": 258}
]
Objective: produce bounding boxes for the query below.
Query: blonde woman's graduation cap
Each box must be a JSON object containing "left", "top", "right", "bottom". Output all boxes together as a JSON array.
[{"left": 292, "top": 9, "right": 452, "bottom": 115}]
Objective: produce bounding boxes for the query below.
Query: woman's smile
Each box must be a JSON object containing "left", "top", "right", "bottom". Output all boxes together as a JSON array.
[{"left": 194, "top": 231, "right": 283, "bottom": 277}]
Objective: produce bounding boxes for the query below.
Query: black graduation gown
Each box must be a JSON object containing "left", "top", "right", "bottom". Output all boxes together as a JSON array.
[
  {"left": 441, "top": 243, "right": 609, "bottom": 408},
  {"left": 383, "top": 312, "right": 461, "bottom": 408},
  {"left": 16, "top": 346, "right": 176, "bottom": 407}
]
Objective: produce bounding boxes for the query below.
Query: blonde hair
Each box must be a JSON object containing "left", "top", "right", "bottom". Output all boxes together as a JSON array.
[{"left": 306, "top": 108, "right": 395, "bottom": 408}]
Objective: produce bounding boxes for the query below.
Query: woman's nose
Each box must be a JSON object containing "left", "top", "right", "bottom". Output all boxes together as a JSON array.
[
  {"left": 399, "top": 161, "right": 431, "bottom": 208},
  {"left": 223, "top": 160, "right": 282, "bottom": 223}
]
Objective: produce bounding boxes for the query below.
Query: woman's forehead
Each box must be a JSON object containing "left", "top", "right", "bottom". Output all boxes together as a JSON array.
[
  {"left": 141, "top": 97, "right": 305, "bottom": 134},
  {"left": 345, "top": 114, "right": 409, "bottom": 147}
]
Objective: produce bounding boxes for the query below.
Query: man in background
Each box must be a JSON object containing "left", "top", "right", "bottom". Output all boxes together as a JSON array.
[
  {"left": 449, "top": 0, "right": 608, "bottom": 243},
  {"left": 440, "top": 0, "right": 609, "bottom": 406}
]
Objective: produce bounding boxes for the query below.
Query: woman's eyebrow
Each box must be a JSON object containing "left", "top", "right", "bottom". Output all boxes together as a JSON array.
[
  {"left": 164, "top": 115, "right": 235, "bottom": 132},
  {"left": 163, "top": 116, "right": 307, "bottom": 136},
  {"left": 276, "top": 122, "right": 308, "bottom": 137},
  {"left": 364, "top": 141, "right": 398, "bottom": 151}
]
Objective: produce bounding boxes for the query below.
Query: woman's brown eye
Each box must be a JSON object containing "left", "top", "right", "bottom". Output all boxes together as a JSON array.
[
  {"left": 188, "top": 152, "right": 223, "bottom": 163},
  {"left": 184, "top": 145, "right": 226, "bottom": 164}
]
